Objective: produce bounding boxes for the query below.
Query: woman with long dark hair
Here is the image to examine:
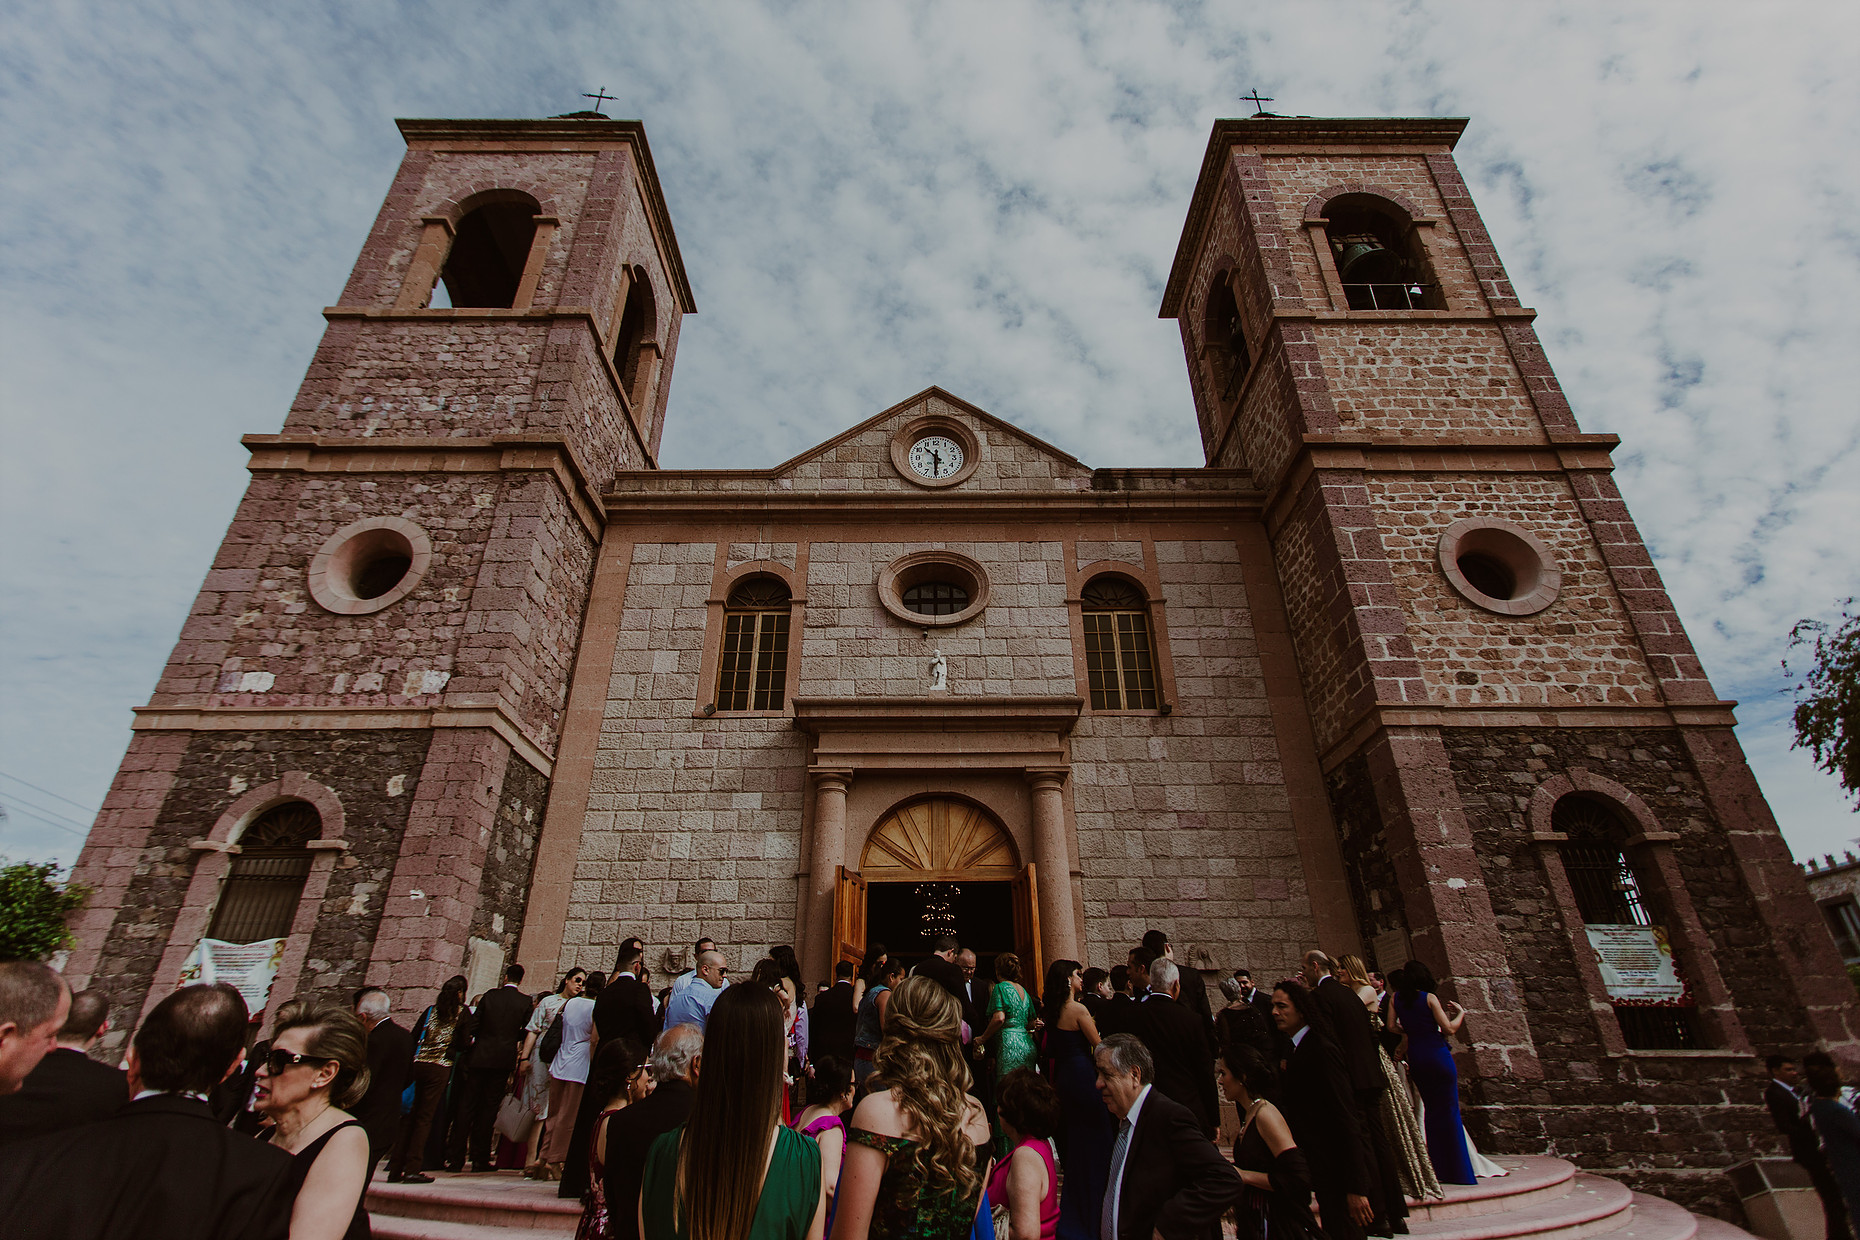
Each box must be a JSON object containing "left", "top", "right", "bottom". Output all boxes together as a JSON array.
[
  {"left": 836, "top": 976, "right": 992, "bottom": 1240},
  {"left": 577, "top": 1036, "right": 649, "bottom": 1240},
  {"left": 852, "top": 943, "right": 889, "bottom": 1011},
  {"left": 544, "top": 970, "right": 606, "bottom": 1180},
  {"left": 853, "top": 958, "right": 906, "bottom": 1093},
  {"left": 1387, "top": 960, "right": 1474, "bottom": 1185},
  {"left": 1219, "top": 1044, "right": 1322, "bottom": 1240},
  {"left": 1037, "top": 960, "right": 1111, "bottom": 1240},
  {"left": 640, "top": 983, "right": 826, "bottom": 1240},
  {"left": 390, "top": 973, "right": 468, "bottom": 1183}
]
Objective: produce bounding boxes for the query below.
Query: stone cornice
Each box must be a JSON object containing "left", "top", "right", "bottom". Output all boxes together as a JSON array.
[
  {"left": 243, "top": 432, "right": 607, "bottom": 541},
  {"left": 394, "top": 117, "right": 695, "bottom": 313},
  {"left": 793, "top": 695, "right": 1082, "bottom": 772},
  {"left": 792, "top": 695, "right": 1083, "bottom": 734},
  {"left": 130, "top": 703, "right": 556, "bottom": 777},
  {"left": 1161, "top": 116, "right": 1469, "bottom": 318},
  {"left": 601, "top": 478, "right": 1261, "bottom": 524}
]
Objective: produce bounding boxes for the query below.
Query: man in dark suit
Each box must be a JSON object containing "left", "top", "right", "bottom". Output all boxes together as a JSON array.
[
  {"left": 605, "top": 1023, "right": 703, "bottom": 1240},
  {"left": 1094, "top": 1032, "right": 1240, "bottom": 1240},
  {"left": 0, "top": 960, "right": 69, "bottom": 1096},
  {"left": 1273, "top": 979, "right": 1374, "bottom": 1240},
  {"left": 1129, "top": 958, "right": 1220, "bottom": 1138},
  {"left": 595, "top": 947, "right": 660, "bottom": 1051},
  {"left": 1768, "top": 1054, "right": 1854, "bottom": 1240},
  {"left": 352, "top": 986, "right": 416, "bottom": 1179},
  {"left": 1101, "top": 965, "right": 1135, "bottom": 1036},
  {"left": 0, "top": 988, "right": 127, "bottom": 1146},
  {"left": 810, "top": 960, "right": 859, "bottom": 1063},
  {"left": 0, "top": 982, "right": 294, "bottom": 1240},
  {"left": 915, "top": 935, "right": 979, "bottom": 1032},
  {"left": 449, "top": 963, "right": 535, "bottom": 1173},
  {"left": 1235, "top": 968, "right": 1275, "bottom": 1020},
  {"left": 1142, "top": 930, "right": 1216, "bottom": 1036},
  {"left": 1304, "top": 950, "right": 1405, "bottom": 1236}
]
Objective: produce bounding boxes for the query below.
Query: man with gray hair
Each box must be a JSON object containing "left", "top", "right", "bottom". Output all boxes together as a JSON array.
[
  {"left": 351, "top": 985, "right": 415, "bottom": 1179},
  {"left": 1129, "top": 956, "right": 1220, "bottom": 1137},
  {"left": 1093, "top": 1033, "right": 1238, "bottom": 1240},
  {"left": 603, "top": 1023, "right": 702, "bottom": 1240},
  {"left": 0, "top": 960, "right": 69, "bottom": 1096}
]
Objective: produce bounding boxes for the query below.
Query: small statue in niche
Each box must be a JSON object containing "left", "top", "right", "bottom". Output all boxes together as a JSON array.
[{"left": 928, "top": 648, "right": 948, "bottom": 692}]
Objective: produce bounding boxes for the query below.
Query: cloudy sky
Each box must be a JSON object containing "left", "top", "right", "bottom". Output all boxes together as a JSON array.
[{"left": 3, "top": 2, "right": 1857, "bottom": 869}]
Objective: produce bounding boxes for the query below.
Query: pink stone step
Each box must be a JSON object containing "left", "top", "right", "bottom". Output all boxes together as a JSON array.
[
  {"left": 1410, "top": 1157, "right": 1577, "bottom": 1223},
  {"left": 1606, "top": 1193, "right": 1701, "bottom": 1240},
  {"left": 367, "top": 1172, "right": 581, "bottom": 1234},
  {"left": 1407, "top": 1174, "right": 1633, "bottom": 1240}
]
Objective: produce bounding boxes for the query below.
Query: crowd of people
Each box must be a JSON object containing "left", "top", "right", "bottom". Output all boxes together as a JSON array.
[{"left": 4, "top": 927, "right": 1847, "bottom": 1240}]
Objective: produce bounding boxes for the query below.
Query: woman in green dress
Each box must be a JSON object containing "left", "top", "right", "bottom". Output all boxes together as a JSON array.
[
  {"left": 836, "top": 976, "right": 993, "bottom": 1240},
  {"left": 977, "top": 953, "right": 1038, "bottom": 1153},
  {"left": 639, "top": 984, "right": 826, "bottom": 1240}
]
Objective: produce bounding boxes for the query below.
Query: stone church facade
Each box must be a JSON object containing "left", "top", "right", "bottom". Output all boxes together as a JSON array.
[{"left": 65, "top": 112, "right": 1859, "bottom": 1211}]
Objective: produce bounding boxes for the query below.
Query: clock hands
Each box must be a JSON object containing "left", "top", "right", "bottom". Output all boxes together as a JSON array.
[{"left": 929, "top": 447, "right": 943, "bottom": 475}]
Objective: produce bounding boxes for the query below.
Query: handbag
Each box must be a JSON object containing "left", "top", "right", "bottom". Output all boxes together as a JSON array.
[
  {"left": 495, "top": 1089, "right": 535, "bottom": 1143},
  {"left": 540, "top": 1009, "right": 566, "bottom": 1064}
]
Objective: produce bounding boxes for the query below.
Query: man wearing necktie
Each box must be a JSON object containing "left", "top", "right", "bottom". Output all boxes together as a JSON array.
[{"left": 1094, "top": 1033, "right": 1239, "bottom": 1240}]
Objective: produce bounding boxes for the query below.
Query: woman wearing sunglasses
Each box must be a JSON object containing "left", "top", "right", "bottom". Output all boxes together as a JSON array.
[{"left": 255, "top": 999, "right": 374, "bottom": 1240}]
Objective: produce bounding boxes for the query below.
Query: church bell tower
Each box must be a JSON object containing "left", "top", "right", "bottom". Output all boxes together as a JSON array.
[{"left": 66, "top": 117, "right": 693, "bottom": 1039}]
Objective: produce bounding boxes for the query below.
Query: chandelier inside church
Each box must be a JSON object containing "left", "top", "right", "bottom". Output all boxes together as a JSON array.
[{"left": 914, "top": 882, "right": 960, "bottom": 939}]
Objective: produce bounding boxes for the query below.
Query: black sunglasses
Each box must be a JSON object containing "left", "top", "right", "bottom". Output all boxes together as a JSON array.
[{"left": 265, "top": 1049, "right": 334, "bottom": 1074}]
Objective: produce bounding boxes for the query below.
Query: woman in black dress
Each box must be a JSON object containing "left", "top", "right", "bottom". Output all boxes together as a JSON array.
[
  {"left": 254, "top": 999, "right": 373, "bottom": 1240},
  {"left": 1218, "top": 1044, "right": 1323, "bottom": 1240}
]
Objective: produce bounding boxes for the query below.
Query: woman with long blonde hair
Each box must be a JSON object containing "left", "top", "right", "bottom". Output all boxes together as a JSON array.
[
  {"left": 836, "top": 975, "right": 992, "bottom": 1240},
  {"left": 639, "top": 983, "right": 826, "bottom": 1240}
]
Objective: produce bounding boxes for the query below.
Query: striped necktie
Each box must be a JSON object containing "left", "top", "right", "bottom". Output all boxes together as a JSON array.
[{"left": 1102, "top": 1117, "right": 1134, "bottom": 1240}]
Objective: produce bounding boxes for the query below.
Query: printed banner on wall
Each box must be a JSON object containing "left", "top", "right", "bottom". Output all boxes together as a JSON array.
[
  {"left": 1585, "top": 924, "right": 1684, "bottom": 1003},
  {"left": 178, "top": 938, "right": 287, "bottom": 1017}
]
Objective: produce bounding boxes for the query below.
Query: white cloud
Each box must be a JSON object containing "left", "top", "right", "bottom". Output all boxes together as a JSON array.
[{"left": 2, "top": 1, "right": 1857, "bottom": 867}]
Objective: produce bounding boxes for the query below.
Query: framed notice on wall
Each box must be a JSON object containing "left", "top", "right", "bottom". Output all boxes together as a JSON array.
[{"left": 1584, "top": 924, "right": 1685, "bottom": 1003}]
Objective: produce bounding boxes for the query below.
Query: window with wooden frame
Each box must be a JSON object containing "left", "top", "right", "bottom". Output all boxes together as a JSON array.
[
  {"left": 1081, "top": 576, "right": 1159, "bottom": 711},
  {"left": 716, "top": 577, "right": 792, "bottom": 712},
  {"left": 1554, "top": 795, "right": 1703, "bottom": 1051},
  {"left": 208, "top": 801, "right": 320, "bottom": 944}
]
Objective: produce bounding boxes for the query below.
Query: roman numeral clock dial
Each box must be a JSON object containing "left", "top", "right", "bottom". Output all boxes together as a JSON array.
[{"left": 909, "top": 435, "right": 964, "bottom": 479}]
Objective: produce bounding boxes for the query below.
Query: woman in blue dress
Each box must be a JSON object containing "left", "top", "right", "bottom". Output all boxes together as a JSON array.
[
  {"left": 1038, "top": 959, "right": 1113, "bottom": 1240},
  {"left": 1388, "top": 960, "right": 1476, "bottom": 1186}
]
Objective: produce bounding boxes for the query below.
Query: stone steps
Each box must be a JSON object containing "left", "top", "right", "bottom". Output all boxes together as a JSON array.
[{"left": 363, "top": 1158, "right": 1747, "bottom": 1240}]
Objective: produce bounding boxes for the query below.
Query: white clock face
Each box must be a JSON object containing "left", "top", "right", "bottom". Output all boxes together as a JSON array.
[{"left": 909, "top": 436, "right": 965, "bottom": 479}]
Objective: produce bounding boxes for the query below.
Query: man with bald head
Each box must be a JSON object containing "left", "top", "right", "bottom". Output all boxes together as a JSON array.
[
  {"left": 603, "top": 1023, "right": 703, "bottom": 1240},
  {"left": 663, "top": 949, "right": 727, "bottom": 1031},
  {"left": 0, "top": 987, "right": 127, "bottom": 1145}
]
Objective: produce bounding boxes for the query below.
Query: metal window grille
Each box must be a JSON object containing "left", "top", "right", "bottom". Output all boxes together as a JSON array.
[
  {"left": 1614, "top": 1007, "right": 1700, "bottom": 1051},
  {"left": 716, "top": 578, "right": 791, "bottom": 712},
  {"left": 1342, "top": 281, "right": 1437, "bottom": 311},
  {"left": 902, "top": 581, "right": 969, "bottom": 616},
  {"left": 1081, "top": 578, "right": 1159, "bottom": 711},
  {"left": 207, "top": 802, "right": 319, "bottom": 944}
]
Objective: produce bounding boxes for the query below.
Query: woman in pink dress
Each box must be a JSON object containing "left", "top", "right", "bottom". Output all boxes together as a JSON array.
[{"left": 987, "top": 1069, "right": 1062, "bottom": 1240}]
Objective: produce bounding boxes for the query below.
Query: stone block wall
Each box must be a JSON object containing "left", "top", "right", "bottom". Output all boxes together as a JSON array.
[
  {"left": 1445, "top": 724, "right": 1810, "bottom": 1214},
  {"left": 83, "top": 728, "right": 431, "bottom": 1056}
]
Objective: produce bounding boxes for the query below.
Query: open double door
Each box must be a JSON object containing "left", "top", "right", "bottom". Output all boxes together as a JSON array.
[{"left": 834, "top": 863, "right": 1042, "bottom": 991}]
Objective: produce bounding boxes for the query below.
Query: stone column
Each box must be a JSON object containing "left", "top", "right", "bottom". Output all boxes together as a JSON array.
[
  {"left": 805, "top": 769, "right": 854, "bottom": 982},
  {"left": 1026, "top": 769, "right": 1080, "bottom": 964}
]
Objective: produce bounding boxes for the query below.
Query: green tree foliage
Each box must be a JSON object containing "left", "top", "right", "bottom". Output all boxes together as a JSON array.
[
  {"left": 0, "top": 861, "right": 88, "bottom": 961},
  {"left": 1787, "top": 598, "right": 1860, "bottom": 809}
]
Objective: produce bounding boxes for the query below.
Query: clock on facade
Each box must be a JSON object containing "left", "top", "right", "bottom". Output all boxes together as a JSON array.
[{"left": 908, "top": 435, "right": 965, "bottom": 479}]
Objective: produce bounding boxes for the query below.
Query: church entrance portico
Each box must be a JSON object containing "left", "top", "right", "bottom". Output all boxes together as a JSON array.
[{"left": 792, "top": 696, "right": 1080, "bottom": 984}]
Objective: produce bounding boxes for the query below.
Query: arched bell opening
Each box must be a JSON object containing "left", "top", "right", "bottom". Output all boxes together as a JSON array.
[{"left": 1322, "top": 193, "right": 1443, "bottom": 311}]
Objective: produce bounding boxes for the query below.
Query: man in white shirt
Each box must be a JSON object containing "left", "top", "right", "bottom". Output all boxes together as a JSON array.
[{"left": 1094, "top": 1033, "right": 1238, "bottom": 1240}]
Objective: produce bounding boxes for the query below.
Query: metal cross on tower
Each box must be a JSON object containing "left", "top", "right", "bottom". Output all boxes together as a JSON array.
[
  {"left": 581, "top": 88, "right": 614, "bottom": 116},
  {"left": 1241, "top": 89, "right": 1274, "bottom": 116}
]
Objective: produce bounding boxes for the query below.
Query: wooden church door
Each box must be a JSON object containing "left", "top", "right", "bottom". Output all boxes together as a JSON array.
[{"left": 1012, "top": 862, "right": 1042, "bottom": 990}]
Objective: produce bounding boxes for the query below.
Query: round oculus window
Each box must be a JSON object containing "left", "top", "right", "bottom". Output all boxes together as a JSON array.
[
  {"left": 1436, "top": 519, "right": 1561, "bottom": 616},
  {"left": 877, "top": 550, "right": 989, "bottom": 627},
  {"left": 908, "top": 436, "right": 964, "bottom": 480},
  {"left": 307, "top": 517, "right": 434, "bottom": 615}
]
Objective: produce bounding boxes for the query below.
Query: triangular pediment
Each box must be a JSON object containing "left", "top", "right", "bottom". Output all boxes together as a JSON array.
[{"left": 761, "top": 387, "right": 1094, "bottom": 493}]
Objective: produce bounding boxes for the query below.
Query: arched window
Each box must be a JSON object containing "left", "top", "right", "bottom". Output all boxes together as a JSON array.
[
  {"left": 434, "top": 196, "right": 540, "bottom": 309},
  {"left": 1553, "top": 796, "right": 1701, "bottom": 1050},
  {"left": 1323, "top": 195, "right": 1441, "bottom": 311},
  {"left": 613, "top": 266, "right": 657, "bottom": 396},
  {"left": 208, "top": 801, "right": 319, "bottom": 943},
  {"left": 716, "top": 577, "right": 792, "bottom": 711},
  {"left": 1081, "top": 576, "right": 1158, "bottom": 711},
  {"left": 1202, "top": 276, "right": 1251, "bottom": 402}
]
